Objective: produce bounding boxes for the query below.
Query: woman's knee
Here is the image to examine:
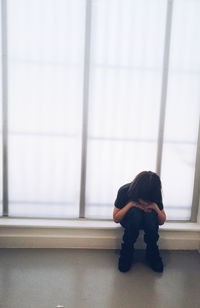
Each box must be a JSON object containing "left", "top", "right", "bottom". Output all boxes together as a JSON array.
[
  {"left": 144, "top": 211, "right": 158, "bottom": 230},
  {"left": 122, "top": 207, "right": 144, "bottom": 229},
  {"left": 127, "top": 207, "right": 144, "bottom": 220}
]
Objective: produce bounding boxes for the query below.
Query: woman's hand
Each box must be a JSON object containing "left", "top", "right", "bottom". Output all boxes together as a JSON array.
[
  {"left": 113, "top": 201, "right": 145, "bottom": 223},
  {"left": 138, "top": 199, "right": 166, "bottom": 225},
  {"left": 132, "top": 201, "right": 148, "bottom": 211},
  {"left": 137, "top": 200, "right": 153, "bottom": 212},
  {"left": 141, "top": 201, "right": 159, "bottom": 213}
]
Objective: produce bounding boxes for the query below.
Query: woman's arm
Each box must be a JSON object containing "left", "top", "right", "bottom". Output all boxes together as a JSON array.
[
  {"left": 144, "top": 202, "right": 166, "bottom": 225},
  {"left": 113, "top": 201, "right": 143, "bottom": 223}
]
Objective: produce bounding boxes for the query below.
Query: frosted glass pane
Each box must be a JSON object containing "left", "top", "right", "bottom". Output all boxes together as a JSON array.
[
  {"left": 0, "top": 1, "right": 2, "bottom": 217},
  {"left": 161, "top": 0, "right": 200, "bottom": 220},
  {"left": 0, "top": 121, "right": 2, "bottom": 216},
  {"left": 170, "top": 0, "right": 200, "bottom": 71},
  {"left": 8, "top": 0, "right": 84, "bottom": 64},
  {"left": 86, "top": 141, "right": 157, "bottom": 219},
  {"left": 162, "top": 144, "right": 197, "bottom": 220},
  {"left": 88, "top": 69, "right": 163, "bottom": 140},
  {"left": 7, "top": 0, "right": 85, "bottom": 217},
  {"left": 85, "top": 0, "right": 167, "bottom": 218},
  {"left": 0, "top": 139, "right": 2, "bottom": 216},
  {"left": 9, "top": 136, "right": 81, "bottom": 217},
  {"left": 92, "top": 0, "right": 167, "bottom": 68}
]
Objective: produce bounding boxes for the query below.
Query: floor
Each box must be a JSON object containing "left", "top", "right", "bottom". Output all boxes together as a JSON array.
[{"left": 0, "top": 249, "right": 200, "bottom": 308}]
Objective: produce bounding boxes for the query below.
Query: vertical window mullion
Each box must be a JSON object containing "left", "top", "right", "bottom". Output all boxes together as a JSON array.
[
  {"left": 1, "top": 0, "right": 8, "bottom": 217},
  {"left": 79, "top": 0, "right": 92, "bottom": 218},
  {"left": 156, "top": 0, "right": 174, "bottom": 176}
]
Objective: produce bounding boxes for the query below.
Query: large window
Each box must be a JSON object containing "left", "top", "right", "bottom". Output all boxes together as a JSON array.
[
  {"left": 161, "top": 0, "right": 200, "bottom": 220},
  {"left": 6, "top": 0, "right": 85, "bottom": 218},
  {"left": 1, "top": 0, "right": 200, "bottom": 220},
  {"left": 0, "top": 1, "right": 3, "bottom": 216}
]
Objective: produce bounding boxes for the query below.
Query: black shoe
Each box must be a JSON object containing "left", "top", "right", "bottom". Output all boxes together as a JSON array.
[
  {"left": 118, "top": 246, "right": 134, "bottom": 272},
  {"left": 146, "top": 246, "right": 164, "bottom": 273}
]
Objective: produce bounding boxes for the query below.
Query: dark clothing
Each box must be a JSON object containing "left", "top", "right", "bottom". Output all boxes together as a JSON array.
[
  {"left": 120, "top": 207, "right": 159, "bottom": 247},
  {"left": 115, "top": 181, "right": 164, "bottom": 272},
  {"left": 114, "top": 183, "right": 162, "bottom": 250},
  {"left": 114, "top": 183, "right": 163, "bottom": 210}
]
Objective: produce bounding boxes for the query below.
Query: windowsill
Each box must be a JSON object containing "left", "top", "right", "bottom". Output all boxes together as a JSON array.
[
  {"left": 0, "top": 217, "right": 200, "bottom": 251},
  {"left": 0, "top": 217, "right": 200, "bottom": 232}
]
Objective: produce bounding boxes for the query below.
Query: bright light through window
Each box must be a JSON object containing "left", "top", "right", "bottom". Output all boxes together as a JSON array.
[{"left": 0, "top": 0, "right": 200, "bottom": 220}]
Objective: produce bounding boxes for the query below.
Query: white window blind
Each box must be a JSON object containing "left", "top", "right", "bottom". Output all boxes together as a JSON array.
[
  {"left": 0, "top": 1, "right": 2, "bottom": 216},
  {"left": 7, "top": 0, "right": 85, "bottom": 217},
  {"left": 0, "top": 0, "right": 200, "bottom": 220},
  {"left": 161, "top": 0, "right": 200, "bottom": 220},
  {"left": 85, "top": 0, "right": 167, "bottom": 218}
]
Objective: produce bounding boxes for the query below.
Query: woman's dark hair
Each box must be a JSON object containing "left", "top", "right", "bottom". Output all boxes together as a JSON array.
[{"left": 128, "top": 171, "right": 162, "bottom": 204}]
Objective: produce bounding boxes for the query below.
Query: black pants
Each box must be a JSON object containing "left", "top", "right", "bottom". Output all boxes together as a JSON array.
[{"left": 120, "top": 207, "right": 159, "bottom": 248}]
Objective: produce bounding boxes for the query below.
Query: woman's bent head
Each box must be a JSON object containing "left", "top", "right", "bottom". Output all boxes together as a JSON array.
[{"left": 128, "top": 171, "right": 162, "bottom": 203}]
